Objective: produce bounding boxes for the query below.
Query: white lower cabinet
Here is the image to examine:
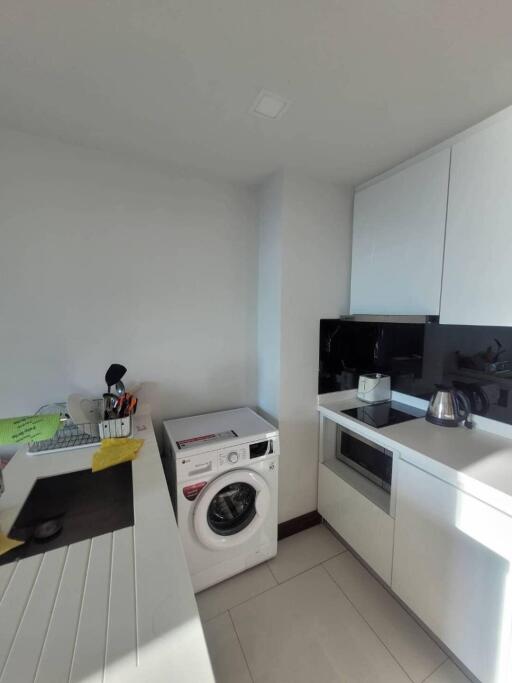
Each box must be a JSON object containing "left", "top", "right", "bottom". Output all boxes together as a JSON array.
[
  {"left": 318, "top": 463, "right": 394, "bottom": 584},
  {"left": 392, "top": 458, "right": 512, "bottom": 683}
]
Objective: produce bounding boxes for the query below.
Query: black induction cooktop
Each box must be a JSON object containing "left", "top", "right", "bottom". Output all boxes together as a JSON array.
[
  {"left": 341, "top": 401, "right": 425, "bottom": 428},
  {"left": 0, "top": 462, "right": 134, "bottom": 566}
]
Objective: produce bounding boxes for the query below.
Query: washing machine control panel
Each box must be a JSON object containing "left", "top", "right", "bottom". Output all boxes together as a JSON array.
[{"left": 218, "top": 445, "right": 249, "bottom": 469}]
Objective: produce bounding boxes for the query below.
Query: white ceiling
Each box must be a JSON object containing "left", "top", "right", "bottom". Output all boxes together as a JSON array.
[{"left": 1, "top": 1, "right": 512, "bottom": 186}]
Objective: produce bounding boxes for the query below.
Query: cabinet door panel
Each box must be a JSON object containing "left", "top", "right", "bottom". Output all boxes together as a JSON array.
[
  {"left": 393, "top": 458, "right": 512, "bottom": 683},
  {"left": 318, "top": 464, "right": 393, "bottom": 584},
  {"left": 440, "top": 114, "right": 512, "bottom": 325},
  {"left": 351, "top": 149, "right": 450, "bottom": 315}
]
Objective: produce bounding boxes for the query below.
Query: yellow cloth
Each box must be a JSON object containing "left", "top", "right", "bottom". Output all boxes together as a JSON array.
[
  {"left": 92, "top": 437, "right": 144, "bottom": 472},
  {"left": 0, "top": 532, "right": 24, "bottom": 557}
]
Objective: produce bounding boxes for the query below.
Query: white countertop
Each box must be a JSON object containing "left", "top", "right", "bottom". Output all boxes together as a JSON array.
[
  {"left": 0, "top": 410, "right": 215, "bottom": 683},
  {"left": 319, "top": 393, "right": 512, "bottom": 518}
]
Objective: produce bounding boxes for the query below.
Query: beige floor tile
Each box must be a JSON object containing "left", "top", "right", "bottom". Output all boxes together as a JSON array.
[
  {"left": 267, "top": 525, "right": 345, "bottom": 583},
  {"left": 203, "top": 612, "right": 252, "bottom": 683},
  {"left": 231, "top": 565, "right": 411, "bottom": 683},
  {"left": 425, "top": 659, "right": 472, "bottom": 683},
  {"left": 324, "top": 553, "right": 446, "bottom": 682},
  {"left": 196, "top": 562, "right": 277, "bottom": 622}
]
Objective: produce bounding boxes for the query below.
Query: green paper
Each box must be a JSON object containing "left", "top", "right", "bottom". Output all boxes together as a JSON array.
[{"left": 0, "top": 414, "right": 61, "bottom": 445}]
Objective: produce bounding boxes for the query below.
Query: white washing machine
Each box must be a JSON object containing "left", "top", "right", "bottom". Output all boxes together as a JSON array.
[{"left": 163, "top": 407, "right": 279, "bottom": 593}]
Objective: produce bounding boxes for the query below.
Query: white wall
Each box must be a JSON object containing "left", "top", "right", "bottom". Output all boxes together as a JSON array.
[
  {"left": 0, "top": 129, "right": 258, "bottom": 443},
  {"left": 256, "top": 172, "right": 284, "bottom": 422},
  {"left": 0, "top": 128, "right": 352, "bottom": 523},
  {"left": 257, "top": 172, "right": 353, "bottom": 522}
]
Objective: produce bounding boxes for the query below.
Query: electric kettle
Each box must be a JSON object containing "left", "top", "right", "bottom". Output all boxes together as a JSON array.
[{"left": 426, "top": 385, "right": 473, "bottom": 429}]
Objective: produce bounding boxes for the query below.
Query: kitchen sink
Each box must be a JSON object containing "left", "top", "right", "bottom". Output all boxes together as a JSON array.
[{"left": 0, "top": 463, "right": 134, "bottom": 566}]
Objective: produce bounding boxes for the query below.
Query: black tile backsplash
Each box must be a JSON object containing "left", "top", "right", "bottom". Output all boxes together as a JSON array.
[{"left": 319, "top": 319, "right": 512, "bottom": 425}]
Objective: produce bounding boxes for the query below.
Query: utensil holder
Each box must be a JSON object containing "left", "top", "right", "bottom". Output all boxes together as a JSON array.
[{"left": 99, "top": 415, "right": 132, "bottom": 439}]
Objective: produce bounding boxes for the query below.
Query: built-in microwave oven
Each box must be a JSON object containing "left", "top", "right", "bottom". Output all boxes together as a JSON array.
[{"left": 336, "top": 426, "right": 392, "bottom": 492}]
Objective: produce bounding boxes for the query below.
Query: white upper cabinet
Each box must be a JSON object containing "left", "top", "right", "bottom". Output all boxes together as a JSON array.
[
  {"left": 440, "top": 114, "right": 512, "bottom": 326},
  {"left": 350, "top": 148, "right": 450, "bottom": 315}
]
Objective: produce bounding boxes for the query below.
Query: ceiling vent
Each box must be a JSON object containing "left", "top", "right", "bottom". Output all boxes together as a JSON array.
[{"left": 250, "top": 90, "right": 290, "bottom": 120}]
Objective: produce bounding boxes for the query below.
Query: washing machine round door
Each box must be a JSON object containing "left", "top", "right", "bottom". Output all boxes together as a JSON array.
[{"left": 193, "top": 469, "right": 271, "bottom": 550}]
